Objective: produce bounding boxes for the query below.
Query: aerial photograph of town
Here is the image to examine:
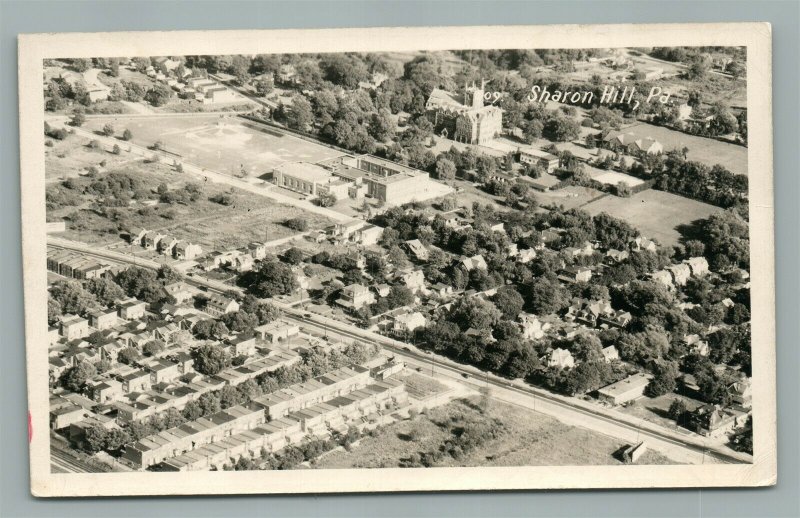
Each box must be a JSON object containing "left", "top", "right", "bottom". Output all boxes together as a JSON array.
[{"left": 42, "top": 46, "right": 754, "bottom": 474}]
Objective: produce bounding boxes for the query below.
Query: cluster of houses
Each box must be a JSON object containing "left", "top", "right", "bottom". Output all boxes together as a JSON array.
[
  {"left": 144, "top": 58, "right": 240, "bottom": 105},
  {"left": 128, "top": 228, "right": 203, "bottom": 261},
  {"left": 48, "top": 251, "right": 415, "bottom": 471}
]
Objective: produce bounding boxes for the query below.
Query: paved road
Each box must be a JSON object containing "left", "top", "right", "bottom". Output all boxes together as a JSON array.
[
  {"left": 47, "top": 238, "right": 751, "bottom": 466},
  {"left": 47, "top": 119, "right": 356, "bottom": 224}
]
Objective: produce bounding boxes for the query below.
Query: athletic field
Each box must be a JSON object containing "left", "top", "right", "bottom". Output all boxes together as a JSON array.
[{"left": 85, "top": 115, "right": 344, "bottom": 177}]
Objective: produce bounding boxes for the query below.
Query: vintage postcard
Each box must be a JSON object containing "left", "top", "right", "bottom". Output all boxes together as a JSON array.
[{"left": 18, "top": 23, "right": 775, "bottom": 496}]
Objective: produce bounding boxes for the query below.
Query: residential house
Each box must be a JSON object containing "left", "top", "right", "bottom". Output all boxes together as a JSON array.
[
  {"left": 601, "top": 345, "right": 620, "bottom": 363},
  {"left": 605, "top": 249, "right": 629, "bottom": 264},
  {"left": 683, "top": 334, "right": 710, "bottom": 356},
  {"left": 519, "top": 313, "right": 549, "bottom": 340},
  {"left": 336, "top": 284, "right": 375, "bottom": 311},
  {"left": 650, "top": 270, "right": 674, "bottom": 290},
  {"left": 147, "top": 359, "right": 181, "bottom": 384},
  {"left": 372, "top": 283, "right": 391, "bottom": 298},
  {"left": 404, "top": 239, "right": 429, "bottom": 262},
  {"left": 60, "top": 314, "right": 89, "bottom": 341},
  {"left": 558, "top": 266, "right": 593, "bottom": 283},
  {"left": 517, "top": 248, "right": 537, "bottom": 264},
  {"left": 158, "top": 237, "right": 179, "bottom": 256},
  {"left": 174, "top": 241, "right": 203, "bottom": 261},
  {"left": 226, "top": 335, "right": 257, "bottom": 357},
  {"left": 668, "top": 263, "right": 692, "bottom": 286},
  {"left": 685, "top": 404, "right": 748, "bottom": 438},
  {"left": 547, "top": 348, "right": 575, "bottom": 369},
  {"left": 143, "top": 231, "right": 165, "bottom": 250},
  {"left": 90, "top": 379, "right": 123, "bottom": 403},
  {"left": 430, "top": 282, "right": 454, "bottom": 299},
  {"left": 685, "top": 256, "right": 709, "bottom": 277},
  {"left": 204, "top": 294, "right": 239, "bottom": 317},
  {"left": 398, "top": 269, "right": 426, "bottom": 294},
  {"left": 88, "top": 308, "right": 118, "bottom": 331},
  {"left": 631, "top": 236, "right": 657, "bottom": 252},
  {"left": 128, "top": 227, "right": 148, "bottom": 246},
  {"left": 247, "top": 242, "right": 267, "bottom": 261},
  {"left": 118, "top": 370, "right": 152, "bottom": 393},
  {"left": 459, "top": 254, "right": 487, "bottom": 272},
  {"left": 598, "top": 309, "right": 633, "bottom": 329},
  {"left": 163, "top": 282, "right": 193, "bottom": 305},
  {"left": 355, "top": 224, "right": 383, "bottom": 246},
  {"left": 393, "top": 312, "right": 426, "bottom": 335}
]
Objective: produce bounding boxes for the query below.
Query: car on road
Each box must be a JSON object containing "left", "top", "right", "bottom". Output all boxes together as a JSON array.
[
  {"left": 461, "top": 373, "right": 470, "bottom": 379},
  {"left": 303, "top": 313, "right": 312, "bottom": 318}
]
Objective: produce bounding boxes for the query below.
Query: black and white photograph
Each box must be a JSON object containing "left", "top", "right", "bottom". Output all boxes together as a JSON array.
[{"left": 17, "top": 23, "right": 776, "bottom": 496}]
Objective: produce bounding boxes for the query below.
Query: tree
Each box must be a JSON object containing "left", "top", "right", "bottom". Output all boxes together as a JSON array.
[
  {"left": 668, "top": 399, "right": 688, "bottom": 422},
  {"left": 542, "top": 115, "right": 580, "bottom": 142},
  {"left": 492, "top": 286, "right": 525, "bottom": 320},
  {"left": 242, "top": 259, "right": 299, "bottom": 298},
  {"left": 83, "top": 277, "right": 125, "bottom": 307},
  {"left": 193, "top": 319, "right": 230, "bottom": 340},
  {"left": 316, "top": 191, "right": 337, "bottom": 207},
  {"left": 192, "top": 344, "right": 231, "bottom": 376},
  {"left": 255, "top": 76, "right": 274, "bottom": 97},
  {"left": 117, "top": 347, "right": 140, "bottom": 365},
  {"left": 447, "top": 297, "right": 502, "bottom": 331},
  {"left": 49, "top": 280, "right": 98, "bottom": 316},
  {"left": 435, "top": 158, "right": 457, "bottom": 181},
  {"left": 386, "top": 285, "right": 415, "bottom": 309},
  {"left": 369, "top": 109, "right": 396, "bottom": 142},
  {"left": 84, "top": 425, "right": 109, "bottom": 453},
  {"left": 282, "top": 247, "right": 305, "bottom": 265},
  {"left": 144, "top": 83, "right": 173, "bottom": 107},
  {"left": 122, "top": 128, "right": 133, "bottom": 141},
  {"left": 143, "top": 340, "right": 165, "bottom": 357},
  {"left": 645, "top": 360, "right": 679, "bottom": 397},
  {"left": 526, "top": 276, "right": 569, "bottom": 315},
  {"left": 102, "top": 123, "right": 115, "bottom": 137},
  {"left": 284, "top": 217, "right": 308, "bottom": 231},
  {"left": 69, "top": 110, "right": 86, "bottom": 127},
  {"left": 62, "top": 361, "right": 97, "bottom": 392},
  {"left": 47, "top": 296, "right": 62, "bottom": 326},
  {"left": 285, "top": 95, "right": 313, "bottom": 131}
]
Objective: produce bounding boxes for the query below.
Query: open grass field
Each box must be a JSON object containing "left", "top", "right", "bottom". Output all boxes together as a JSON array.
[
  {"left": 45, "top": 132, "right": 140, "bottom": 182},
  {"left": 83, "top": 115, "right": 345, "bottom": 177},
  {"left": 581, "top": 189, "right": 722, "bottom": 247},
  {"left": 314, "top": 397, "right": 674, "bottom": 469},
  {"left": 619, "top": 122, "right": 748, "bottom": 176}
]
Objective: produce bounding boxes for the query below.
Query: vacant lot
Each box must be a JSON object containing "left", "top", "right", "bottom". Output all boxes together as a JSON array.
[
  {"left": 619, "top": 122, "right": 748, "bottom": 176},
  {"left": 581, "top": 189, "right": 721, "bottom": 248},
  {"left": 314, "top": 397, "right": 674, "bottom": 469},
  {"left": 83, "top": 116, "right": 345, "bottom": 177},
  {"left": 45, "top": 132, "right": 139, "bottom": 182},
  {"left": 45, "top": 151, "right": 332, "bottom": 249}
]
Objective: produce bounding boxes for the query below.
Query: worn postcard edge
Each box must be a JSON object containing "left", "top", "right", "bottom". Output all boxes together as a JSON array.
[{"left": 18, "top": 22, "right": 775, "bottom": 497}]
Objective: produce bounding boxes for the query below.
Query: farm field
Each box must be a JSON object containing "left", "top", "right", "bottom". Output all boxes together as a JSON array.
[
  {"left": 619, "top": 122, "right": 748, "bottom": 176},
  {"left": 45, "top": 147, "right": 333, "bottom": 249},
  {"left": 82, "top": 115, "right": 345, "bottom": 178},
  {"left": 314, "top": 397, "right": 674, "bottom": 469},
  {"left": 581, "top": 189, "right": 722, "bottom": 247}
]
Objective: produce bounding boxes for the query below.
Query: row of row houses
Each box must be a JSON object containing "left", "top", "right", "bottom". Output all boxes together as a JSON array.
[
  {"left": 159, "top": 377, "right": 407, "bottom": 472},
  {"left": 47, "top": 249, "right": 117, "bottom": 280},
  {"left": 121, "top": 363, "right": 402, "bottom": 469}
]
